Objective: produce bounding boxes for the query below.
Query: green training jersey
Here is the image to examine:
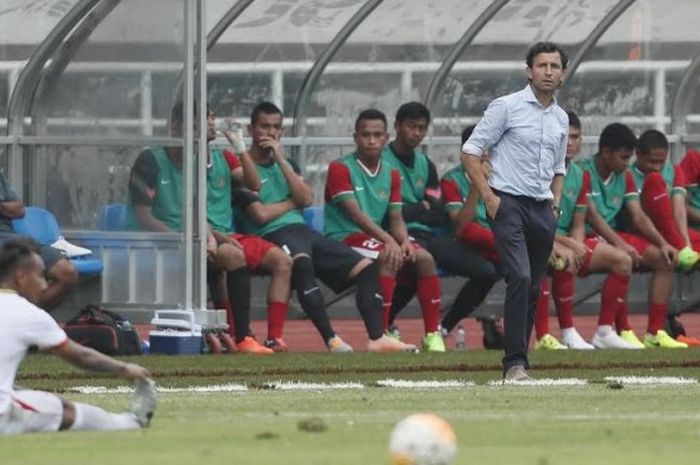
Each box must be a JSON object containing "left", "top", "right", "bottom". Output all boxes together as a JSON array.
[
  {"left": 126, "top": 146, "right": 183, "bottom": 231},
  {"left": 206, "top": 148, "right": 234, "bottom": 234},
  {"left": 234, "top": 157, "right": 305, "bottom": 237},
  {"left": 556, "top": 162, "right": 589, "bottom": 236},
  {"left": 324, "top": 153, "right": 402, "bottom": 241},
  {"left": 579, "top": 157, "right": 639, "bottom": 229},
  {"left": 439, "top": 165, "right": 490, "bottom": 229},
  {"left": 382, "top": 145, "right": 432, "bottom": 233}
]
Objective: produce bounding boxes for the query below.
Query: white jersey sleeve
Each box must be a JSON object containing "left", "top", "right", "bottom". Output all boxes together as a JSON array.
[{"left": 22, "top": 305, "right": 67, "bottom": 350}]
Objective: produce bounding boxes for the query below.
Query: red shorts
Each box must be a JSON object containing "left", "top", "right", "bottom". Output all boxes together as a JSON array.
[
  {"left": 577, "top": 236, "right": 602, "bottom": 276},
  {"left": 458, "top": 223, "right": 499, "bottom": 262},
  {"left": 230, "top": 233, "right": 276, "bottom": 271},
  {"left": 343, "top": 232, "right": 421, "bottom": 260},
  {"left": 616, "top": 231, "right": 652, "bottom": 255}
]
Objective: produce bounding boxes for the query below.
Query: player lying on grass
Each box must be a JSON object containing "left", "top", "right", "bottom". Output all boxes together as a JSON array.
[
  {"left": 231, "top": 102, "right": 413, "bottom": 353},
  {"left": 580, "top": 123, "right": 686, "bottom": 348},
  {"left": 324, "top": 109, "right": 445, "bottom": 352},
  {"left": 533, "top": 112, "right": 637, "bottom": 350},
  {"left": 0, "top": 237, "right": 155, "bottom": 435},
  {"left": 381, "top": 102, "right": 500, "bottom": 345},
  {"left": 128, "top": 102, "right": 287, "bottom": 354}
]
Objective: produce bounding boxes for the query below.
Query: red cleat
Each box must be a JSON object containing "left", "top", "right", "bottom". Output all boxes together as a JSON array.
[{"left": 676, "top": 335, "right": 700, "bottom": 347}]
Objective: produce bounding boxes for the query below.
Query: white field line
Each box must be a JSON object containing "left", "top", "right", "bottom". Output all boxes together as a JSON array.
[
  {"left": 69, "top": 375, "right": 698, "bottom": 394},
  {"left": 488, "top": 378, "right": 588, "bottom": 386},
  {"left": 605, "top": 376, "right": 698, "bottom": 385},
  {"left": 263, "top": 381, "right": 364, "bottom": 390},
  {"left": 376, "top": 379, "right": 475, "bottom": 388}
]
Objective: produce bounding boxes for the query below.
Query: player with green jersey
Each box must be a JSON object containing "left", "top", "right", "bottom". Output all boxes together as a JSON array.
[
  {"left": 232, "top": 102, "right": 414, "bottom": 353},
  {"left": 580, "top": 123, "right": 687, "bottom": 348},
  {"left": 325, "top": 109, "right": 445, "bottom": 352},
  {"left": 381, "top": 103, "right": 499, "bottom": 341},
  {"left": 532, "top": 112, "right": 638, "bottom": 350},
  {"left": 127, "top": 103, "right": 292, "bottom": 355}
]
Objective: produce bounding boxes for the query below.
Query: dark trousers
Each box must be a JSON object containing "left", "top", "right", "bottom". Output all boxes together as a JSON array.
[{"left": 489, "top": 192, "right": 556, "bottom": 371}]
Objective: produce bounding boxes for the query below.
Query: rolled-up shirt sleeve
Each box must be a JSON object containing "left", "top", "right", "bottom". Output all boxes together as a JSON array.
[
  {"left": 553, "top": 124, "right": 568, "bottom": 176},
  {"left": 461, "top": 98, "right": 508, "bottom": 157}
]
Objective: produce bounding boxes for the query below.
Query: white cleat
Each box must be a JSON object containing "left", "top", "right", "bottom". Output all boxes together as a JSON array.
[
  {"left": 592, "top": 325, "right": 638, "bottom": 349},
  {"left": 51, "top": 236, "right": 93, "bottom": 258},
  {"left": 367, "top": 335, "right": 417, "bottom": 353},
  {"left": 131, "top": 378, "right": 156, "bottom": 428},
  {"left": 327, "top": 335, "right": 353, "bottom": 353},
  {"left": 561, "top": 327, "right": 595, "bottom": 350}
]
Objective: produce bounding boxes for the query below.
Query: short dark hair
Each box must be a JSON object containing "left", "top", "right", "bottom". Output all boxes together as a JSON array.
[
  {"left": 461, "top": 125, "right": 477, "bottom": 145},
  {"left": 638, "top": 129, "right": 669, "bottom": 154},
  {"left": 526, "top": 42, "right": 568, "bottom": 70},
  {"left": 567, "top": 111, "right": 581, "bottom": 130},
  {"left": 355, "top": 109, "right": 387, "bottom": 132},
  {"left": 395, "top": 101, "right": 431, "bottom": 125},
  {"left": 251, "top": 101, "right": 283, "bottom": 125},
  {"left": 0, "top": 237, "right": 40, "bottom": 281},
  {"left": 599, "top": 123, "right": 637, "bottom": 152}
]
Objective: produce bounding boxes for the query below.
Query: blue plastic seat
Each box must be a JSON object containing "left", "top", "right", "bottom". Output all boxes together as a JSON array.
[
  {"left": 12, "top": 207, "right": 103, "bottom": 276},
  {"left": 100, "top": 203, "right": 128, "bottom": 231},
  {"left": 303, "top": 206, "right": 324, "bottom": 234}
]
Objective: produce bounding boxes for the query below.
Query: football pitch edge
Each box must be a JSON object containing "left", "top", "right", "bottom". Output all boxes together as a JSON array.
[{"left": 66, "top": 375, "right": 697, "bottom": 394}]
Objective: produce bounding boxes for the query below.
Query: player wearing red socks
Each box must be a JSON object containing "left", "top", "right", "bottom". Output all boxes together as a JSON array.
[
  {"left": 581, "top": 123, "right": 687, "bottom": 349},
  {"left": 325, "top": 109, "right": 444, "bottom": 352},
  {"left": 533, "top": 113, "right": 636, "bottom": 350}
]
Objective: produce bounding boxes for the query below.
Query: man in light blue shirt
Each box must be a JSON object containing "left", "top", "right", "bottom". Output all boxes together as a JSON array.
[{"left": 462, "top": 42, "right": 569, "bottom": 382}]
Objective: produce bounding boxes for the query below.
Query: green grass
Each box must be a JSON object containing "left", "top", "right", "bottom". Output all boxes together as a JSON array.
[{"left": 5, "top": 349, "right": 700, "bottom": 464}]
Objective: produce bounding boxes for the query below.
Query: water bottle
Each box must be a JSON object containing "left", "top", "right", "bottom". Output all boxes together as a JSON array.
[{"left": 455, "top": 325, "right": 466, "bottom": 351}]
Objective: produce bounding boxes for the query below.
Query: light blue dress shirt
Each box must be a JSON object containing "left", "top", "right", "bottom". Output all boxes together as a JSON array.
[{"left": 462, "top": 84, "right": 568, "bottom": 201}]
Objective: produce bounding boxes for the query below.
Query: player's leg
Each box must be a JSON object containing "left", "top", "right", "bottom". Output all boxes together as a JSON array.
[
  {"left": 38, "top": 245, "right": 78, "bottom": 310},
  {"left": 411, "top": 246, "right": 445, "bottom": 352},
  {"left": 266, "top": 225, "right": 350, "bottom": 352},
  {"left": 313, "top": 236, "right": 416, "bottom": 352},
  {"left": 236, "top": 234, "right": 293, "bottom": 351},
  {"left": 534, "top": 278, "right": 568, "bottom": 350},
  {"left": 640, "top": 172, "right": 686, "bottom": 250},
  {"left": 429, "top": 235, "right": 500, "bottom": 334},
  {"left": 345, "top": 232, "right": 399, "bottom": 332},
  {"left": 585, "top": 240, "right": 639, "bottom": 349},
  {"left": 9, "top": 389, "right": 146, "bottom": 433},
  {"left": 632, "top": 234, "right": 688, "bottom": 348}
]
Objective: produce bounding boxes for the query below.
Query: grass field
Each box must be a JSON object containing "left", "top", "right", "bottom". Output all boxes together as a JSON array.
[{"left": 4, "top": 349, "right": 700, "bottom": 464}]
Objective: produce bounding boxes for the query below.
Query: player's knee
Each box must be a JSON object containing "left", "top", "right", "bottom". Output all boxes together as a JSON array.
[
  {"left": 268, "top": 248, "right": 293, "bottom": 276},
  {"left": 49, "top": 259, "right": 78, "bottom": 288},
  {"left": 292, "top": 255, "right": 323, "bottom": 308},
  {"left": 645, "top": 246, "right": 674, "bottom": 272},
  {"left": 612, "top": 251, "right": 633, "bottom": 275},
  {"left": 217, "top": 243, "right": 245, "bottom": 270},
  {"left": 415, "top": 249, "right": 437, "bottom": 273}
]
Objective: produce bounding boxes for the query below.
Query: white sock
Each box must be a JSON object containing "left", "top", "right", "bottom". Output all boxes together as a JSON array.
[
  {"left": 596, "top": 325, "right": 614, "bottom": 336},
  {"left": 71, "top": 402, "right": 140, "bottom": 431},
  {"left": 561, "top": 327, "right": 576, "bottom": 338}
]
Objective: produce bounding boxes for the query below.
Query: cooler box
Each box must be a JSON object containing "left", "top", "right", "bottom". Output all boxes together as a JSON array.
[{"left": 148, "top": 310, "right": 203, "bottom": 355}]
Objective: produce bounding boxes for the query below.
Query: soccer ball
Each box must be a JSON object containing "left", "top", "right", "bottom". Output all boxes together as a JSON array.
[{"left": 389, "top": 413, "right": 456, "bottom": 465}]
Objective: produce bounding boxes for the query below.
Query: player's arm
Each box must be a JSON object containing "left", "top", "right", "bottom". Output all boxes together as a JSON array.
[
  {"left": 272, "top": 149, "right": 313, "bottom": 207},
  {"left": 234, "top": 188, "right": 296, "bottom": 225},
  {"left": 0, "top": 172, "right": 25, "bottom": 218},
  {"left": 550, "top": 174, "right": 565, "bottom": 210},
  {"left": 129, "top": 150, "right": 173, "bottom": 233},
  {"left": 441, "top": 177, "right": 477, "bottom": 233},
  {"left": 50, "top": 339, "right": 151, "bottom": 381},
  {"left": 626, "top": 198, "right": 677, "bottom": 263},
  {"left": 585, "top": 199, "right": 642, "bottom": 267},
  {"left": 686, "top": 198, "right": 700, "bottom": 225},
  {"left": 461, "top": 98, "right": 508, "bottom": 219},
  {"left": 223, "top": 123, "right": 260, "bottom": 191},
  {"left": 550, "top": 122, "right": 568, "bottom": 208},
  {"left": 671, "top": 166, "right": 692, "bottom": 248}
]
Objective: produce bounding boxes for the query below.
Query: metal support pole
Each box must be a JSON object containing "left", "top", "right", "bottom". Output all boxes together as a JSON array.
[
  {"left": 195, "top": 0, "right": 208, "bottom": 311},
  {"left": 183, "top": 0, "right": 195, "bottom": 309}
]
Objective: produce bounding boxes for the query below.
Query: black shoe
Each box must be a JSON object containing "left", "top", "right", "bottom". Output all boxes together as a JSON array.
[
  {"left": 479, "top": 316, "right": 505, "bottom": 350},
  {"left": 665, "top": 313, "right": 686, "bottom": 338}
]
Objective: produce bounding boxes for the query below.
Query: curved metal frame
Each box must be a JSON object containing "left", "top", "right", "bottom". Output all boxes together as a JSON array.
[
  {"left": 563, "top": 0, "right": 636, "bottom": 83},
  {"left": 34, "top": 0, "right": 122, "bottom": 106},
  {"left": 6, "top": 0, "right": 100, "bottom": 189},
  {"left": 671, "top": 49, "right": 700, "bottom": 161},
  {"left": 207, "top": 0, "right": 255, "bottom": 51},
  {"left": 423, "top": 0, "right": 510, "bottom": 114},
  {"left": 291, "top": 0, "right": 383, "bottom": 142}
]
